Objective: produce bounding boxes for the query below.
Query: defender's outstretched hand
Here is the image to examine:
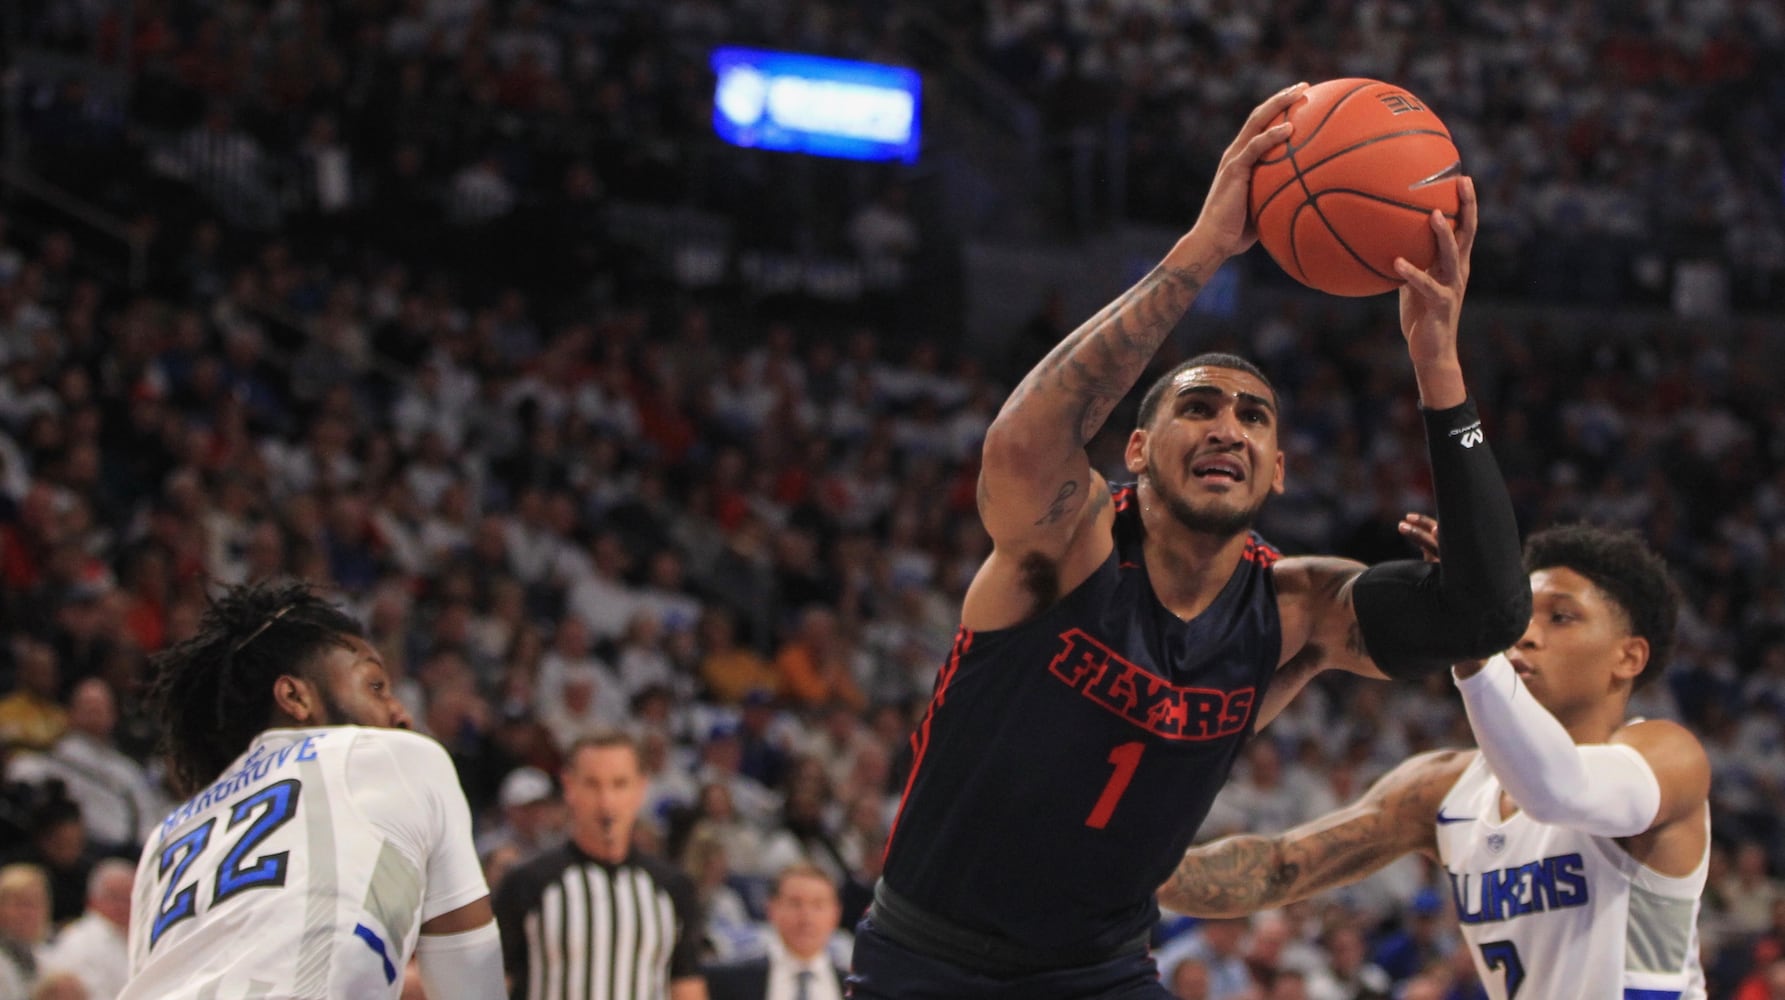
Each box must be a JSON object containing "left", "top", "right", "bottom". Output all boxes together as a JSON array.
[
  {"left": 1399, "top": 512, "right": 1441, "bottom": 563},
  {"left": 1394, "top": 176, "right": 1476, "bottom": 371},
  {"left": 1399, "top": 512, "right": 1496, "bottom": 677},
  {"left": 1191, "top": 82, "right": 1307, "bottom": 260}
]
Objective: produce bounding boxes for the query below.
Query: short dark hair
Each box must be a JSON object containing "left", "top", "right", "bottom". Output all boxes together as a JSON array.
[
  {"left": 564, "top": 730, "right": 642, "bottom": 769},
  {"left": 771, "top": 861, "right": 837, "bottom": 898},
  {"left": 1524, "top": 524, "right": 1679, "bottom": 690},
  {"left": 1136, "top": 352, "right": 1277, "bottom": 428},
  {"left": 147, "top": 581, "right": 365, "bottom": 796}
]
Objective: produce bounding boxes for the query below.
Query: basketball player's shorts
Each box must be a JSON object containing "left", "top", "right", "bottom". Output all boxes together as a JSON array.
[{"left": 847, "top": 916, "right": 1172, "bottom": 1000}]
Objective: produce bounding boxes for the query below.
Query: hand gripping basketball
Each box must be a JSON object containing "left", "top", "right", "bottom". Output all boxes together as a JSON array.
[{"left": 1190, "top": 82, "right": 1307, "bottom": 261}]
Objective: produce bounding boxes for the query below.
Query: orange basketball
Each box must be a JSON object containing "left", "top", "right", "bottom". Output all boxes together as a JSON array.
[{"left": 1249, "top": 78, "right": 1461, "bottom": 297}]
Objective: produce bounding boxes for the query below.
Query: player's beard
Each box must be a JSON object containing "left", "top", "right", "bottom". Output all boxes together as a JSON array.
[
  {"left": 314, "top": 686, "right": 353, "bottom": 726},
  {"left": 1145, "top": 454, "right": 1266, "bottom": 539},
  {"left": 311, "top": 682, "right": 377, "bottom": 729}
]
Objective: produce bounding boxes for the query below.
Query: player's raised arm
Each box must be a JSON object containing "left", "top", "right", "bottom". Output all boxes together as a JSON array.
[
  {"left": 1452, "top": 654, "right": 1709, "bottom": 837},
  {"left": 973, "top": 83, "right": 1304, "bottom": 560},
  {"left": 1271, "top": 176, "right": 1529, "bottom": 692},
  {"left": 1158, "top": 750, "right": 1467, "bottom": 918}
]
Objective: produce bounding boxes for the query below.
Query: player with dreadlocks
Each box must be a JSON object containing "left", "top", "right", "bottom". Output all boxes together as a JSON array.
[{"left": 121, "top": 581, "right": 505, "bottom": 1000}]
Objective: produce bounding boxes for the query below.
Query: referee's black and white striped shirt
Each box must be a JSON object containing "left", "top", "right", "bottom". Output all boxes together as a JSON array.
[{"left": 494, "top": 842, "right": 704, "bottom": 1000}]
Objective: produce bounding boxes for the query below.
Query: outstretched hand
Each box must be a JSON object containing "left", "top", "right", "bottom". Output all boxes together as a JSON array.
[
  {"left": 1394, "top": 176, "right": 1476, "bottom": 373},
  {"left": 1398, "top": 512, "right": 1440, "bottom": 563},
  {"left": 1191, "top": 82, "right": 1307, "bottom": 261}
]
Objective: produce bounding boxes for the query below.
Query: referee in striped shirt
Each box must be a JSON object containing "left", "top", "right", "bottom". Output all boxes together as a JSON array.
[{"left": 495, "top": 732, "right": 708, "bottom": 999}]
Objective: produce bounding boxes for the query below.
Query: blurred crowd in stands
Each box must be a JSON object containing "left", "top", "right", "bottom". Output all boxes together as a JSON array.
[
  {"left": 12, "top": 0, "right": 1785, "bottom": 311},
  {"left": 0, "top": 0, "right": 1783, "bottom": 998},
  {"left": 965, "top": 0, "right": 1785, "bottom": 308}
]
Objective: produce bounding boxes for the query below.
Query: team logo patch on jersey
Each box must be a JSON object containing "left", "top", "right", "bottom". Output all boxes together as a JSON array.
[
  {"left": 1487, "top": 833, "right": 1506, "bottom": 854},
  {"left": 1047, "top": 628, "right": 1255, "bottom": 741}
]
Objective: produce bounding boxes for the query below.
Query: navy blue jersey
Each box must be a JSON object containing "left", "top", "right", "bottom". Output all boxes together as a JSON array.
[{"left": 882, "top": 483, "right": 1282, "bottom": 956}]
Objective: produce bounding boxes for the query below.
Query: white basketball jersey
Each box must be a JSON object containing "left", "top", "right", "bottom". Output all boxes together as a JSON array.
[
  {"left": 122, "top": 727, "right": 489, "bottom": 1000},
  {"left": 1435, "top": 753, "right": 1707, "bottom": 1000}
]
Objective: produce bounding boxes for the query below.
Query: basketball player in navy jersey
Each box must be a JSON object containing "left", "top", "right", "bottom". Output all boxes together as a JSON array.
[{"left": 849, "top": 83, "right": 1532, "bottom": 999}]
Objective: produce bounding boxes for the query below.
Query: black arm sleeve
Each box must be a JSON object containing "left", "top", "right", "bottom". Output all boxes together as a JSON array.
[{"left": 1351, "top": 398, "right": 1532, "bottom": 679}]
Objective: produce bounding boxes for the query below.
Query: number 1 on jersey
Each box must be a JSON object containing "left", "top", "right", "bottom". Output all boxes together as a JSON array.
[{"left": 1085, "top": 741, "right": 1145, "bottom": 829}]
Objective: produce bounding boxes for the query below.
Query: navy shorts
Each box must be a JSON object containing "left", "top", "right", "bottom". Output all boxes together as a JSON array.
[{"left": 847, "top": 917, "right": 1173, "bottom": 1000}]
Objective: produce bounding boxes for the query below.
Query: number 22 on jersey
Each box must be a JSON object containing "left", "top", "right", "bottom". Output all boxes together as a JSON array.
[{"left": 150, "top": 779, "right": 303, "bottom": 949}]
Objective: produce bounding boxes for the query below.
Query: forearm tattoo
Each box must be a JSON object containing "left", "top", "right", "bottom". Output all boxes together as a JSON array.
[
  {"left": 1000, "top": 261, "right": 1207, "bottom": 455},
  {"left": 1160, "top": 835, "right": 1296, "bottom": 916},
  {"left": 1161, "top": 759, "right": 1444, "bottom": 916}
]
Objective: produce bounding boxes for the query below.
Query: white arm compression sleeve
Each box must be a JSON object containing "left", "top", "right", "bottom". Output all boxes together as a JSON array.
[
  {"left": 416, "top": 921, "right": 505, "bottom": 1000},
  {"left": 1454, "top": 654, "right": 1661, "bottom": 838}
]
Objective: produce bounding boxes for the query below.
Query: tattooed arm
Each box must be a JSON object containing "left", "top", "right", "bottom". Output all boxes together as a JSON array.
[
  {"left": 1158, "top": 750, "right": 1469, "bottom": 918},
  {"left": 963, "top": 83, "right": 1307, "bottom": 630}
]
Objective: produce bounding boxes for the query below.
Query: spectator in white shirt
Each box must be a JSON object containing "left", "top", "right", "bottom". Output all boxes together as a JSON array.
[
  {"left": 1167, "top": 956, "right": 1213, "bottom": 1000},
  {"left": 391, "top": 362, "right": 468, "bottom": 451},
  {"left": 0, "top": 863, "right": 52, "bottom": 997},
  {"left": 370, "top": 480, "right": 431, "bottom": 577},
  {"left": 616, "top": 611, "right": 678, "bottom": 700},
  {"left": 39, "top": 860, "right": 133, "bottom": 1000},
  {"left": 683, "top": 824, "right": 755, "bottom": 961},
  {"left": 703, "top": 863, "right": 847, "bottom": 1000},
  {"left": 502, "top": 488, "right": 559, "bottom": 588},
  {"left": 475, "top": 766, "right": 565, "bottom": 861},
  {"left": 1309, "top": 924, "right": 1391, "bottom": 1000},
  {"left": 8, "top": 680, "right": 165, "bottom": 853},
  {"left": 1153, "top": 918, "right": 1256, "bottom": 1000},
  {"left": 637, "top": 727, "right": 698, "bottom": 834},
  {"left": 1201, "top": 740, "right": 1329, "bottom": 839},
  {"left": 200, "top": 474, "right": 259, "bottom": 586},
  {"left": 711, "top": 356, "right": 779, "bottom": 439},
  {"left": 297, "top": 113, "right": 354, "bottom": 216},
  {"left": 695, "top": 724, "right": 780, "bottom": 831},
  {"left": 639, "top": 550, "right": 699, "bottom": 635},
  {"left": 564, "top": 533, "right": 641, "bottom": 643},
  {"left": 535, "top": 615, "right": 617, "bottom": 701},
  {"left": 404, "top": 431, "right": 462, "bottom": 512},
  {"left": 538, "top": 662, "right": 624, "bottom": 752},
  {"left": 847, "top": 184, "right": 919, "bottom": 290},
  {"left": 447, "top": 155, "right": 515, "bottom": 226},
  {"left": 573, "top": 370, "right": 642, "bottom": 441}
]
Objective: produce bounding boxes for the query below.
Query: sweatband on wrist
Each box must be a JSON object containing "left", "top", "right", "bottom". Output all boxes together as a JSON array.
[
  {"left": 1455, "top": 654, "right": 1661, "bottom": 837},
  {"left": 1352, "top": 398, "right": 1532, "bottom": 678},
  {"left": 416, "top": 920, "right": 505, "bottom": 1000}
]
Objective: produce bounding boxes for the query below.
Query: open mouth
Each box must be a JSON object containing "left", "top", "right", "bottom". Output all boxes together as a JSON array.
[{"left": 1191, "top": 455, "right": 1247, "bottom": 482}]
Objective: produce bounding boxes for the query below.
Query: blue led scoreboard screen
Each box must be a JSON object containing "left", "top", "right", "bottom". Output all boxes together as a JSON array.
[{"left": 711, "top": 47, "right": 922, "bottom": 164}]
